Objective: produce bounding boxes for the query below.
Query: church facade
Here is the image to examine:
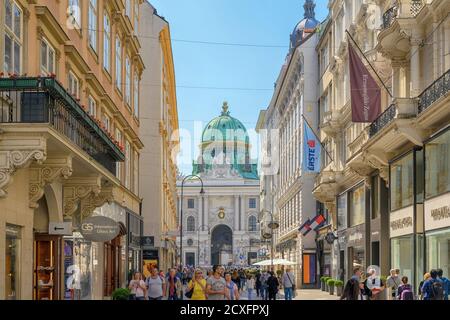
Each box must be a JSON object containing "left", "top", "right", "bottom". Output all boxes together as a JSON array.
[{"left": 177, "top": 103, "right": 260, "bottom": 267}]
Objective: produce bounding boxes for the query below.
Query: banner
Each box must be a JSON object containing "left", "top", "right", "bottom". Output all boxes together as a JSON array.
[
  {"left": 302, "top": 120, "right": 321, "bottom": 173},
  {"left": 348, "top": 43, "right": 381, "bottom": 122}
]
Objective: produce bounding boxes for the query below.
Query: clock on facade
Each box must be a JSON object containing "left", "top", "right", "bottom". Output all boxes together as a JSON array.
[
  {"left": 218, "top": 207, "right": 225, "bottom": 219},
  {"left": 187, "top": 239, "right": 193, "bottom": 246}
]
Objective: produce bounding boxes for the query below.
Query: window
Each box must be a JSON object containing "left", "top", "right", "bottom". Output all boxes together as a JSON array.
[
  {"left": 249, "top": 198, "right": 256, "bottom": 209},
  {"left": 40, "top": 38, "right": 55, "bottom": 74},
  {"left": 134, "top": 0, "right": 139, "bottom": 32},
  {"left": 187, "top": 216, "right": 195, "bottom": 232},
  {"left": 133, "top": 150, "right": 139, "bottom": 194},
  {"left": 88, "top": 96, "right": 96, "bottom": 117},
  {"left": 371, "top": 176, "right": 380, "bottom": 219},
  {"left": 391, "top": 152, "right": 414, "bottom": 211},
  {"left": 115, "top": 129, "right": 123, "bottom": 180},
  {"left": 337, "top": 193, "right": 347, "bottom": 230},
  {"left": 125, "top": 56, "right": 131, "bottom": 105},
  {"left": 103, "top": 13, "right": 111, "bottom": 72},
  {"left": 5, "top": 224, "right": 21, "bottom": 300},
  {"left": 187, "top": 198, "right": 195, "bottom": 209},
  {"left": 134, "top": 72, "right": 139, "bottom": 117},
  {"left": 88, "top": 0, "right": 97, "bottom": 52},
  {"left": 102, "top": 113, "right": 110, "bottom": 132},
  {"left": 249, "top": 216, "right": 257, "bottom": 232},
  {"left": 125, "top": 0, "right": 131, "bottom": 18},
  {"left": 125, "top": 140, "right": 131, "bottom": 189},
  {"left": 68, "top": 0, "right": 81, "bottom": 30},
  {"left": 320, "top": 45, "right": 329, "bottom": 74},
  {"left": 349, "top": 184, "right": 365, "bottom": 227},
  {"left": 3, "top": 0, "right": 22, "bottom": 74},
  {"left": 115, "top": 36, "right": 122, "bottom": 91},
  {"left": 425, "top": 129, "right": 450, "bottom": 198},
  {"left": 68, "top": 72, "right": 79, "bottom": 98}
]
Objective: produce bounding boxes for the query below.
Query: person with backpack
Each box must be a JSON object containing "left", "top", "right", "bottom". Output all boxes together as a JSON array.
[
  {"left": 145, "top": 267, "right": 166, "bottom": 300},
  {"left": 437, "top": 268, "right": 449, "bottom": 300},
  {"left": 267, "top": 271, "right": 280, "bottom": 300},
  {"left": 281, "top": 268, "right": 296, "bottom": 300},
  {"left": 255, "top": 272, "right": 262, "bottom": 298},
  {"left": 422, "top": 269, "right": 444, "bottom": 300},
  {"left": 418, "top": 272, "right": 431, "bottom": 300},
  {"left": 397, "top": 276, "right": 414, "bottom": 300},
  {"left": 386, "top": 269, "right": 401, "bottom": 300}
]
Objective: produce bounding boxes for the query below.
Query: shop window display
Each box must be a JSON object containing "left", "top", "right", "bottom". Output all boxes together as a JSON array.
[
  {"left": 33, "top": 236, "right": 59, "bottom": 300},
  {"left": 427, "top": 229, "right": 450, "bottom": 279},
  {"left": 391, "top": 236, "right": 414, "bottom": 286},
  {"left": 5, "top": 225, "right": 21, "bottom": 300},
  {"left": 349, "top": 185, "right": 365, "bottom": 227}
]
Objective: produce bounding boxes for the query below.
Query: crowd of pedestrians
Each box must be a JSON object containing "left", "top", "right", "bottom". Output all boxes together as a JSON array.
[{"left": 340, "top": 266, "right": 449, "bottom": 300}]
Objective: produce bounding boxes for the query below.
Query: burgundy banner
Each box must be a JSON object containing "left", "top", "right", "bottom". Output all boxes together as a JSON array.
[{"left": 348, "top": 44, "right": 381, "bottom": 123}]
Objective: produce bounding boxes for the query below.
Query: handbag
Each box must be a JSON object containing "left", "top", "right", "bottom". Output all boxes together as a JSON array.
[{"left": 185, "top": 282, "right": 194, "bottom": 299}]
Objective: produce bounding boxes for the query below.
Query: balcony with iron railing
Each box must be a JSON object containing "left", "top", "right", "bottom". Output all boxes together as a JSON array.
[
  {"left": 418, "top": 69, "right": 450, "bottom": 114},
  {"left": 0, "top": 77, "right": 125, "bottom": 174},
  {"left": 369, "top": 103, "right": 397, "bottom": 137},
  {"left": 382, "top": 0, "right": 424, "bottom": 29}
]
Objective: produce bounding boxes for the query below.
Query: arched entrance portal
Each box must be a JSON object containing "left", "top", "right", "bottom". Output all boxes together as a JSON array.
[{"left": 211, "top": 225, "right": 233, "bottom": 266}]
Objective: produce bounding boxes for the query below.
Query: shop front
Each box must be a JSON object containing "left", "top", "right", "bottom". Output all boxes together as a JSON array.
[
  {"left": 126, "top": 211, "right": 143, "bottom": 281},
  {"left": 424, "top": 127, "right": 450, "bottom": 278},
  {"left": 389, "top": 148, "right": 424, "bottom": 291},
  {"left": 336, "top": 183, "right": 368, "bottom": 281}
]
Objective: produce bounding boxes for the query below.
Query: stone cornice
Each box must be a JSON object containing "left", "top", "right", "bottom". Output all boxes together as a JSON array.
[{"left": 63, "top": 176, "right": 102, "bottom": 218}]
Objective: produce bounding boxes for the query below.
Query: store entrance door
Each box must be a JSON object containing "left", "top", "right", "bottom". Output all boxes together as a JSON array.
[
  {"left": 103, "top": 236, "right": 123, "bottom": 297},
  {"left": 33, "top": 235, "right": 60, "bottom": 300}
]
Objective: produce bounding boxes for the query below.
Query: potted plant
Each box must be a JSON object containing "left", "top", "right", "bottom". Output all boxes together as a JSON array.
[
  {"left": 112, "top": 288, "right": 131, "bottom": 300},
  {"left": 323, "top": 277, "right": 330, "bottom": 291},
  {"left": 327, "top": 278, "right": 336, "bottom": 295},
  {"left": 320, "top": 276, "right": 326, "bottom": 291},
  {"left": 335, "top": 280, "right": 344, "bottom": 296}
]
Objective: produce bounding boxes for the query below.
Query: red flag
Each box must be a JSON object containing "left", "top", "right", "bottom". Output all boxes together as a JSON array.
[{"left": 348, "top": 44, "right": 381, "bottom": 122}]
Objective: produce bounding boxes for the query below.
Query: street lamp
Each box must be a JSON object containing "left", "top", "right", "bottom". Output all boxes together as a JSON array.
[
  {"left": 180, "top": 175, "right": 204, "bottom": 269},
  {"left": 197, "top": 224, "right": 210, "bottom": 267},
  {"left": 260, "top": 210, "right": 279, "bottom": 271}
]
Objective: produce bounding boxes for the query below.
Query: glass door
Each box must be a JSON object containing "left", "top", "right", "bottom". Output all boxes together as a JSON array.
[{"left": 33, "top": 235, "right": 60, "bottom": 300}]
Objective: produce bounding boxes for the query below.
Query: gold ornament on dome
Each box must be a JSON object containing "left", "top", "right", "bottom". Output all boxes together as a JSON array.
[{"left": 218, "top": 207, "right": 225, "bottom": 219}]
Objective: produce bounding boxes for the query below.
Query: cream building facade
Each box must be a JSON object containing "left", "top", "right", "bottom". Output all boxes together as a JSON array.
[
  {"left": 177, "top": 104, "right": 260, "bottom": 267},
  {"left": 0, "top": 0, "right": 144, "bottom": 300},
  {"left": 139, "top": 2, "right": 179, "bottom": 274},
  {"left": 313, "top": 0, "right": 450, "bottom": 291}
]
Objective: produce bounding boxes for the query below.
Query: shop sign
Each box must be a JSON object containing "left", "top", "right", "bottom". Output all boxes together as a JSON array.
[
  {"left": 49, "top": 222, "right": 72, "bottom": 235},
  {"left": 80, "top": 216, "right": 120, "bottom": 242},
  {"left": 425, "top": 194, "right": 450, "bottom": 231},
  {"left": 390, "top": 206, "right": 414, "bottom": 238},
  {"left": 141, "top": 236, "right": 155, "bottom": 248},
  {"left": 348, "top": 232, "right": 363, "bottom": 243}
]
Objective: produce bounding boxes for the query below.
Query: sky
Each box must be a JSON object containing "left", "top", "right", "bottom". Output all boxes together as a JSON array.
[{"left": 148, "top": 0, "right": 329, "bottom": 175}]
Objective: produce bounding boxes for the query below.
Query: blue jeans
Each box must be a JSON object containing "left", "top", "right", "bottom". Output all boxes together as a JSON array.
[
  {"left": 284, "top": 287, "right": 293, "bottom": 300},
  {"left": 136, "top": 296, "right": 145, "bottom": 301},
  {"left": 167, "top": 294, "right": 179, "bottom": 300},
  {"left": 247, "top": 288, "right": 253, "bottom": 300},
  {"left": 260, "top": 286, "right": 268, "bottom": 300}
]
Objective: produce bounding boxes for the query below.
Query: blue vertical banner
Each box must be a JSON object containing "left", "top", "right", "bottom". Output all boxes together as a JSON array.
[{"left": 302, "top": 119, "right": 321, "bottom": 173}]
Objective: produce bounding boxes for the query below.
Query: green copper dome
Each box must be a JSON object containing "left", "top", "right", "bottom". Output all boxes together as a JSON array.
[
  {"left": 193, "top": 102, "right": 258, "bottom": 180},
  {"left": 202, "top": 102, "right": 249, "bottom": 144}
]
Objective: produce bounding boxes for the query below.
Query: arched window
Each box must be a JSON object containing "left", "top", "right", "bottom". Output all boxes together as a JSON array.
[
  {"left": 187, "top": 216, "right": 195, "bottom": 232},
  {"left": 248, "top": 216, "right": 257, "bottom": 232}
]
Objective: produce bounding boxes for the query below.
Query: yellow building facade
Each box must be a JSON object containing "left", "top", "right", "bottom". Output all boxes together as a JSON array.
[
  {"left": 0, "top": 0, "right": 144, "bottom": 300},
  {"left": 139, "top": 2, "right": 179, "bottom": 274}
]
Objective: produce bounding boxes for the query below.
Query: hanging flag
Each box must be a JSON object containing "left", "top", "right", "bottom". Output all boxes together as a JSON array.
[
  {"left": 348, "top": 43, "right": 381, "bottom": 123},
  {"left": 302, "top": 119, "right": 321, "bottom": 173},
  {"left": 299, "top": 219, "right": 312, "bottom": 236},
  {"left": 309, "top": 214, "right": 326, "bottom": 231}
]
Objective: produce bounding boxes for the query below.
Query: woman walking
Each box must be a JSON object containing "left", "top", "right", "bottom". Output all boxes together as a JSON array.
[
  {"left": 247, "top": 275, "right": 255, "bottom": 300},
  {"left": 267, "top": 272, "right": 280, "bottom": 300},
  {"left": 225, "top": 273, "right": 240, "bottom": 301},
  {"left": 128, "top": 272, "right": 146, "bottom": 300},
  {"left": 186, "top": 269, "right": 207, "bottom": 300}
]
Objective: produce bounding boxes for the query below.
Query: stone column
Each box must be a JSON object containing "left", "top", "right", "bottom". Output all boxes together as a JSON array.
[
  {"left": 204, "top": 195, "right": 209, "bottom": 230},
  {"left": 197, "top": 195, "right": 202, "bottom": 229},
  {"left": 410, "top": 38, "right": 422, "bottom": 97},
  {"left": 445, "top": 20, "right": 450, "bottom": 71},
  {"left": 234, "top": 195, "right": 239, "bottom": 230},
  {"left": 240, "top": 196, "right": 245, "bottom": 231},
  {"left": 391, "top": 59, "right": 403, "bottom": 99}
]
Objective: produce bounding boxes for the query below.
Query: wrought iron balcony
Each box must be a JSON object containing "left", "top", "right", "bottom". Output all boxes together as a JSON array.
[
  {"left": 0, "top": 77, "right": 125, "bottom": 174},
  {"left": 382, "top": 5, "right": 398, "bottom": 29},
  {"left": 369, "top": 103, "right": 397, "bottom": 138},
  {"left": 418, "top": 69, "right": 450, "bottom": 114}
]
